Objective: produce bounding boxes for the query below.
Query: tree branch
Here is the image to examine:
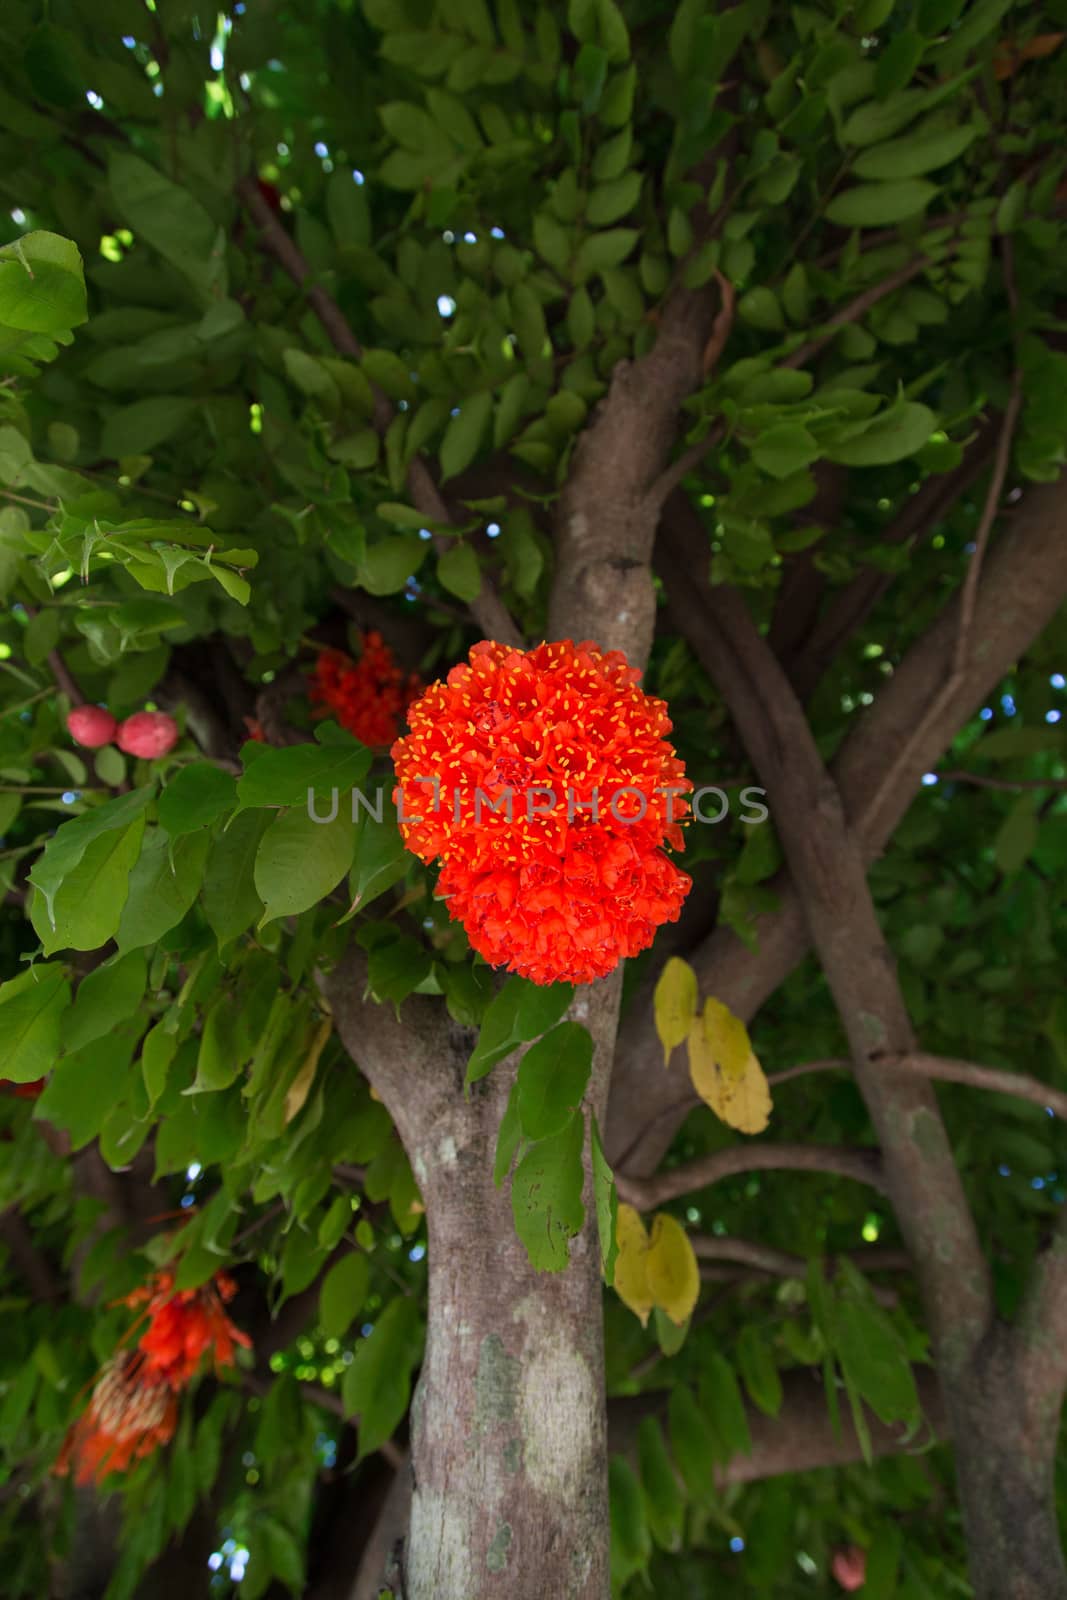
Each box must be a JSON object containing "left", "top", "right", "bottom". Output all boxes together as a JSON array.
[
  {"left": 616, "top": 1142, "right": 886, "bottom": 1212},
  {"left": 237, "top": 177, "right": 521, "bottom": 649},
  {"left": 690, "top": 1232, "right": 911, "bottom": 1279},
  {"left": 648, "top": 553, "right": 993, "bottom": 1371},
  {"left": 766, "top": 1053, "right": 1067, "bottom": 1120},
  {"left": 647, "top": 259, "right": 926, "bottom": 506},
  {"left": 608, "top": 1366, "right": 947, "bottom": 1483},
  {"left": 607, "top": 474, "right": 1067, "bottom": 1175},
  {"left": 786, "top": 419, "right": 1000, "bottom": 700}
]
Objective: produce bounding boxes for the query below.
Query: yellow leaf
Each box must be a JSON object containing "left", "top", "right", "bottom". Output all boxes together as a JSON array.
[
  {"left": 688, "top": 997, "right": 772, "bottom": 1134},
  {"left": 653, "top": 956, "right": 699, "bottom": 1065},
  {"left": 613, "top": 1202, "right": 653, "bottom": 1326},
  {"left": 645, "top": 1213, "right": 700, "bottom": 1327},
  {"left": 284, "top": 1017, "right": 332, "bottom": 1125}
]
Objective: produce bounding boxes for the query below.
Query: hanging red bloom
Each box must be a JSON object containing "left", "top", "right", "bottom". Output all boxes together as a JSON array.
[
  {"left": 311, "top": 632, "right": 422, "bottom": 749},
  {"left": 126, "top": 1269, "right": 251, "bottom": 1388},
  {"left": 392, "top": 639, "right": 691, "bottom": 985},
  {"left": 56, "top": 1354, "right": 178, "bottom": 1485}
]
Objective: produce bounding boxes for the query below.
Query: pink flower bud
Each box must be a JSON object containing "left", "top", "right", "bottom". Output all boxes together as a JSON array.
[
  {"left": 832, "top": 1545, "right": 867, "bottom": 1592},
  {"left": 67, "top": 706, "right": 118, "bottom": 749},
  {"left": 117, "top": 711, "right": 179, "bottom": 760}
]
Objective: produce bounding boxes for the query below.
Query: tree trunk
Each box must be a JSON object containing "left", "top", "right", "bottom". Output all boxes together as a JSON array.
[
  {"left": 402, "top": 1067, "right": 609, "bottom": 1600},
  {"left": 325, "top": 958, "right": 622, "bottom": 1600},
  {"left": 949, "top": 1330, "right": 1067, "bottom": 1600}
]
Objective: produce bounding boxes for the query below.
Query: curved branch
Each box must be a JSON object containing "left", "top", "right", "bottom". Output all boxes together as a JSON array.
[
  {"left": 768, "top": 1054, "right": 1067, "bottom": 1120},
  {"left": 690, "top": 1233, "right": 911, "bottom": 1279},
  {"left": 616, "top": 1142, "right": 886, "bottom": 1211}
]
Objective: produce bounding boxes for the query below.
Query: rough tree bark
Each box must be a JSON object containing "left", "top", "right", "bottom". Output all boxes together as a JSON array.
[{"left": 653, "top": 510, "right": 1067, "bottom": 1600}]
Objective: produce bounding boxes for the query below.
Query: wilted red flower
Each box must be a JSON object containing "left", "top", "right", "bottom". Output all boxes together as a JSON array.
[
  {"left": 392, "top": 639, "right": 691, "bottom": 985},
  {"left": 311, "top": 632, "right": 422, "bottom": 748},
  {"left": 126, "top": 1269, "right": 251, "bottom": 1388},
  {"left": 56, "top": 1354, "right": 178, "bottom": 1485}
]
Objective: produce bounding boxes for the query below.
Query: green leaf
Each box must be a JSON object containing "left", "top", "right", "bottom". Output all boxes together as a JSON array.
[
  {"left": 494, "top": 1078, "right": 524, "bottom": 1188},
  {"left": 437, "top": 540, "right": 482, "bottom": 602},
  {"left": 101, "top": 396, "right": 196, "bottom": 458},
  {"left": 840, "top": 71, "right": 977, "bottom": 145},
  {"left": 0, "top": 963, "right": 70, "bottom": 1082},
  {"left": 255, "top": 808, "right": 357, "bottom": 924},
  {"left": 341, "top": 1296, "right": 421, "bottom": 1458},
  {"left": 994, "top": 793, "right": 1038, "bottom": 874},
  {"left": 510, "top": 1108, "right": 586, "bottom": 1271},
  {"left": 0, "top": 232, "right": 86, "bottom": 338},
  {"left": 752, "top": 424, "right": 819, "bottom": 478},
  {"left": 466, "top": 976, "right": 575, "bottom": 1084},
  {"left": 159, "top": 763, "right": 237, "bottom": 837},
  {"left": 258, "top": 1518, "right": 304, "bottom": 1594},
  {"left": 516, "top": 1022, "right": 593, "bottom": 1139},
  {"left": 110, "top": 152, "right": 226, "bottom": 301},
  {"left": 360, "top": 535, "right": 428, "bottom": 596},
  {"left": 669, "top": 1383, "right": 714, "bottom": 1499},
  {"left": 30, "top": 816, "right": 145, "bottom": 954},
  {"left": 609, "top": 1456, "right": 652, "bottom": 1583},
  {"left": 586, "top": 171, "right": 642, "bottom": 226},
  {"left": 737, "top": 287, "right": 785, "bottom": 332},
  {"left": 825, "top": 180, "right": 937, "bottom": 227},
  {"left": 736, "top": 1324, "right": 783, "bottom": 1416},
  {"left": 142, "top": 1023, "right": 177, "bottom": 1109},
  {"left": 699, "top": 1352, "right": 752, "bottom": 1460},
  {"left": 852, "top": 123, "right": 978, "bottom": 180},
  {"left": 66, "top": 950, "right": 146, "bottom": 1052},
  {"left": 637, "top": 1417, "right": 685, "bottom": 1552},
  {"left": 117, "top": 828, "right": 212, "bottom": 951},
  {"left": 202, "top": 808, "right": 269, "bottom": 946},
  {"left": 237, "top": 741, "right": 371, "bottom": 810},
  {"left": 832, "top": 1286, "right": 919, "bottom": 1426},
  {"left": 319, "top": 1253, "right": 371, "bottom": 1339},
  {"left": 349, "top": 809, "right": 407, "bottom": 911},
  {"left": 28, "top": 787, "right": 155, "bottom": 929},
  {"left": 874, "top": 31, "right": 925, "bottom": 98},
  {"left": 864, "top": 1525, "right": 902, "bottom": 1600},
  {"left": 826, "top": 402, "right": 936, "bottom": 466},
  {"left": 326, "top": 171, "right": 371, "bottom": 247},
  {"left": 575, "top": 228, "right": 639, "bottom": 282},
  {"left": 590, "top": 1113, "right": 618, "bottom": 1285},
  {"left": 439, "top": 392, "right": 492, "bottom": 481},
  {"left": 36, "top": 1034, "right": 134, "bottom": 1150}
]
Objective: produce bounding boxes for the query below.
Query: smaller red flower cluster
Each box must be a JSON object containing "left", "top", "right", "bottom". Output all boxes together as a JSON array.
[
  {"left": 311, "top": 632, "right": 422, "bottom": 749},
  {"left": 392, "top": 639, "right": 691, "bottom": 985},
  {"left": 58, "top": 1271, "right": 249, "bottom": 1485}
]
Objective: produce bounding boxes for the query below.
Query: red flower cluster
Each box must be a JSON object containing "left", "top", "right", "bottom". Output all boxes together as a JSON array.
[
  {"left": 57, "top": 1271, "right": 249, "bottom": 1484},
  {"left": 311, "top": 632, "right": 422, "bottom": 748},
  {"left": 392, "top": 639, "right": 691, "bottom": 985},
  {"left": 56, "top": 1354, "right": 178, "bottom": 1484}
]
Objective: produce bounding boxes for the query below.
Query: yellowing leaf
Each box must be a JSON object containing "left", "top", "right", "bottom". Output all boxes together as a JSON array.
[
  {"left": 645, "top": 1214, "right": 700, "bottom": 1327},
  {"left": 284, "top": 1017, "right": 332, "bottom": 1125},
  {"left": 653, "top": 956, "right": 699, "bottom": 1065},
  {"left": 614, "top": 1202, "right": 653, "bottom": 1326},
  {"left": 687, "top": 997, "right": 772, "bottom": 1134}
]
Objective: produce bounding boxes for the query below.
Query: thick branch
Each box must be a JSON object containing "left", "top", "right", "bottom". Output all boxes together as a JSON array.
[
  {"left": 238, "top": 178, "right": 521, "bottom": 649},
  {"left": 650, "top": 552, "right": 992, "bottom": 1369},
  {"left": 608, "top": 1366, "right": 947, "bottom": 1482},
  {"left": 616, "top": 1142, "right": 885, "bottom": 1211},
  {"left": 608, "top": 475, "right": 1067, "bottom": 1174}
]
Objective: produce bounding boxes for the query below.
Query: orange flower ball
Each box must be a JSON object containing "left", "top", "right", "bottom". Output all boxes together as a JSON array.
[{"left": 392, "top": 639, "right": 691, "bottom": 985}]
